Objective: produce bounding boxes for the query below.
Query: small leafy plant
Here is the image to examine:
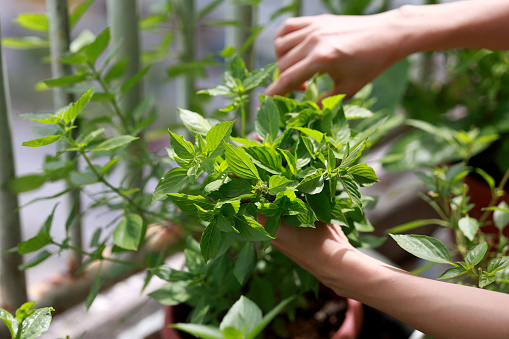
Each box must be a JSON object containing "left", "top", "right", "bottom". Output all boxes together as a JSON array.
[
  {"left": 150, "top": 55, "right": 391, "bottom": 333},
  {"left": 388, "top": 162, "right": 509, "bottom": 290},
  {"left": 0, "top": 303, "right": 54, "bottom": 339}
]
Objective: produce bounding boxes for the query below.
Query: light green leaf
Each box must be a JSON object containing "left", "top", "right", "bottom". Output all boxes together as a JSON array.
[
  {"left": 479, "top": 271, "right": 497, "bottom": 288},
  {"left": 279, "top": 149, "right": 296, "bottom": 175},
  {"left": 179, "top": 109, "right": 212, "bottom": 135},
  {"left": 225, "top": 144, "right": 260, "bottom": 180},
  {"left": 487, "top": 256, "right": 509, "bottom": 274},
  {"left": 475, "top": 168, "right": 495, "bottom": 190},
  {"left": 63, "top": 89, "right": 93, "bottom": 124},
  {"left": 171, "top": 323, "right": 222, "bottom": 339},
  {"left": 43, "top": 74, "right": 88, "bottom": 87},
  {"left": 113, "top": 214, "right": 143, "bottom": 251},
  {"left": 347, "top": 163, "right": 378, "bottom": 187},
  {"left": 2, "top": 36, "right": 49, "bottom": 49},
  {"left": 169, "top": 131, "right": 195, "bottom": 160},
  {"left": 90, "top": 135, "right": 138, "bottom": 152},
  {"left": 17, "top": 306, "right": 54, "bottom": 339},
  {"left": 0, "top": 308, "right": 15, "bottom": 337},
  {"left": 437, "top": 267, "right": 467, "bottom": 280},
  {"left": 22, "top": 135, "right": 61, "bottom": 147},
  {"left": 321, "top": 94, "right": 345, "bottom": 111},
  {"left": 390, "top": 234, "right": 454, "bottom": 265},
  {"left": 14, "top": 13, "right": 49, "bottom": 33},
  {"left": 339, "top": 175, "right": 362, "bottom": 206},
  {"left": 340, "top": 140, "right": 366, "bottom": 169},
  {"left": 84, "top": 28, "right": 110, "bottom": 65},
  {"left": 199, "top": 84, "right": 233, "bottom": 96},
  {"left": 458, "top": 216, "right": 479, "bottom": 241},
  {"left": 268, "top": 175, "right": 297, "bottom": 196},
  {"left": 243, "top": 63, "right": 276, "bottom": 90},
  {"left": 206, "top": 121, "right": 235, "bottom": 158},
  {"left": 344, "top": 105, "right": 374, "bottom": 120},
  {"left": 293, "top": 127, "right": 324, "bottom": 143},
  {"left": 8, "top": 174, "right": 46, "bottom": 193},
  {"left": 494, "top": 201, "right": 509, "bottom": 232},
  {"left": 256, "top": 98, "right": 279, "bottom": 144},
  {"left": 220, "top": 296, "right": 262, "bottom": 333},
  {"left": 297, "top": 170, "right": 324, "bottom": 195},
  {"left": 385, "top": 219, "right": 451, "bottom": 234},
  {"left": 70, "top": 0, "right": 96, "bottom": 28},
  {"left": 244, "top": 146, "right": 283, "bottom": 174},
  {"left": 465, "top": 242, "right": 488, "bottom": 267},
  {"left": 152, "top": 168, "right": 189, "bottom": 203}
]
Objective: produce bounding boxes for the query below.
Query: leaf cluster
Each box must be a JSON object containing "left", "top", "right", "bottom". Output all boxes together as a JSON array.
[{"left": 0, "top": 303, "right": 54, "bottom": 339}]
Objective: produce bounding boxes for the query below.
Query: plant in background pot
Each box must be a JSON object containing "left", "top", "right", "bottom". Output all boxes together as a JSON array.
[{"left": 149, "top": 55, "right": 397, "bottom": 338}]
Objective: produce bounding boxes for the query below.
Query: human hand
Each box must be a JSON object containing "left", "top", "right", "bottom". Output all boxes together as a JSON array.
[
  {"left": 257, "top": 214, "right": 368, "bottom": 295},
  {"left": 265, "top": 12, "right": 408, "bottom": 99}
]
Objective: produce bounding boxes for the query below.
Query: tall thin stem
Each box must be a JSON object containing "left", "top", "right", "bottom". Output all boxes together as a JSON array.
[
  {"left": 0, "top": 22, "right": 27, "bottom": 311},
  {"left": 47, "top": 0, "right": 83, "bottom": 271}
]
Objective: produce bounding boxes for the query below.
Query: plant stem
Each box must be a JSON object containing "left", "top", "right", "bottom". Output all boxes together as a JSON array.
[
  {"left": 479, "top": 166, "right": 509, "bottom": 225},
  {"left": 95, "top": 74, "right": 130, "bottom": 133},
  {"left": 0, "top": 21, "right": 27, "bottom": 311},
  {"left": 240, "top": 96, "right": 247, "bottom": 138}
]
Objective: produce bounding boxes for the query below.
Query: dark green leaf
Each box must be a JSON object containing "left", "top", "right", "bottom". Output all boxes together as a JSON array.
[
  {"left": 201, "top": 221, "right": 237, "bottom": 261},
  {"left": 479, "top": 271, "right": 497, "bottom": 288},
  {"left": 247, "top": 297, "right": 294, "bottom": 339},
  {"left": 152, "top": 168, "right": 189, "bottom": 203},
  {"left": 104, "top": 57, "right": 128, "bottom": 83},
  {"left": 390, "top": 234, "right": 454, "bottom": 265},
  {"left": 297, "top": 170, "right": 324, "bottom": 195},
  {"left": 218, "top": 179, "right": 253, "bottom": 198},
  {"left": 167, "top": 194, "right": 215, "bottom": 215},
  {"left": 8, "top": 174, "right": 46, "bottom": 193},
  {"left": 113, "top": 214, "right": 143, "bottom": 251},
  {"left": 256, "top": 97, "right": 279, "bottom": 144},
  {"left": 70, "top": 0, "right": 96, "bottom": 28},
  {"left": 234, "top": 215, "right": 273, "bottom": 241},
  {"left": 306, "top": 190, "right": 331, "bottom": 223},
  {"left": 171, "top": 323, "right": 222, "bottom": 339},
  {"left": 234, "top": 242, "right": 256, "bottom": 285},
  {"left": 339, "top": 175, "right": 362, "bottom": 206},
  {"left": 18, "top": 250, "right": 52, "bottom": 270}
]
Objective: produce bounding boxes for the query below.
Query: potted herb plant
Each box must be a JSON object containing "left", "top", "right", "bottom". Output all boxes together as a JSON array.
[{"left": 149, "top": 54, "right": 395, "bottom": 338}]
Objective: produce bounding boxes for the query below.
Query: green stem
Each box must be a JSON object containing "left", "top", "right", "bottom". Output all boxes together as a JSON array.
[
  {"left": 240, "top": 96, "right": 247, "bottom": 138},
  {"left": 479, "top": 166, "right": 509, "bottom": 225},
  {"left": 93, "top": 69, "right": 130, "bottom": 133},
  {"left": 53, "top": 240, "right": 146, "bottom": 269}
]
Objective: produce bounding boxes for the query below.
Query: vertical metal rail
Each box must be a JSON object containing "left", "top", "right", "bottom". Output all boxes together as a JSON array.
[
  {"left": 175, "top": 0, "right": 196, "bottom": 110},
  {"left": 226, "top": 0, "right": 254, "bottom": 70},
  {"left": 0, "top": 21, "right": 28, "bottom": 312},
  {"left": 46, "top": 0, "right": 83, "bottom": 271},
  {"left": 106, "top": 0, "right": 143, "bottom": 190}
]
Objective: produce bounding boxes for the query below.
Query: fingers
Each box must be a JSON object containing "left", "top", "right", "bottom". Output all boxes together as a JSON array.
[
  {"left": 275, "top": 16, "right": 316, "bottom": 39},
  {"left": 265, "top": 56, "right": 317, "bottom": 97},
  {"left": 275, "top": 25, "right": 315, "bottom": 58}
]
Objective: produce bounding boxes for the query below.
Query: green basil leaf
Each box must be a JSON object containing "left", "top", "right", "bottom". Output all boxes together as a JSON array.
[
  {"left": 169, "top": 131, "right": 195, "bottom": 160},
  {"left": 297, "top": 170, "right": 324, "bottom": 195},
  {"left": 234, "top": 215, "right": 273, "bottom": 241},
  {"left": 390, "top": 234, "right": 455, "bottom": 265},
  {"left": 487, "top": 256, "right": 509, "bottom": 274},
  {"left": 339, "top": 175, "right": 362, "bottom": 206},
  {"left": 167, "top": 193, "right": 215, "bottom": 215},
  {"left": 200, "top": 221, "right": 237, "bottom": 261},
  {"left": 152, "top": 168, "right": 189, "bottom": 203},
  {"left": 43, "top": 74, "right": 88, "bottom": 87},
  {"left": 479, "top": 271, "right": 497, "bottom": 288},
  {"left": 244, "top": 146, "right": 283, "bottom": 174},
  {"left": 437, "top": 267, "right": 467, "bottom": 280},
  {"left": 22, "top": 135, "right": 61, "bottom": 147},
  {"left": 233, "top": 242, "right": 256, "bottom": 286},
  {"left": 171, "top": 323, "right": 222, "bottom": 339},
  {"left": 347, "top": 163, "right": 379, "bottom": 187},
  {"left": 149, "top": 281, "right": 192, "bottom": 306},
  {"left": 90, "top": 135, "right": 138, "bottom": 152},
  {"left": 179, "top": 108, "right": 212, "bottom": 136},
  {"left": 306, "top": 190, "right": 331, "bottom": 223},
  {"left": 113, "top": 213, "right": 143, "bottom": 251},
  {"left": 494, "top": 201, "right": 509, "bottom": 232},
  {"left": 225, "top": 144, "right": 260, "bottom": 180},
  {"left": 268, "top": 175, "right": 297, "bottom": 196},
  {"left": 220, "top": 296, "right": 262, "bottom": 333},
  {"left": 14, "top": 13, "right": 49, "bottom": 33},
  {"left": 465, "top": 242, "right": 488, "bottom": 268},
  {"left": 343, "top": 105, "right": 374, "bottom": 120},
  {"left": 458, "top": 216, "right": 479, "bottom": 241},
  {"left": 63, "top": 89, "right": 93, "bottom": 124},
  {"left": 206, "top": 121, "right": 235, "bottom": 158},
  {"left": 255, "top": 98, "right": 279, "bottom": 144}
]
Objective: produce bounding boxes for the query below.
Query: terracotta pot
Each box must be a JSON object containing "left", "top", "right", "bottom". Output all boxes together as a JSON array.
[{"left": 161, "top": 298, "right": 364, "bottom": 339}]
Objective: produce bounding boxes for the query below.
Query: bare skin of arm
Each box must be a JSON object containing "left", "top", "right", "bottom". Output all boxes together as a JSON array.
[
  {"left": 265, "top": 0, "right": 509, "bottom": 98},
  {"left": 257, "top": 215, "right": 509, "bottom": 339}
]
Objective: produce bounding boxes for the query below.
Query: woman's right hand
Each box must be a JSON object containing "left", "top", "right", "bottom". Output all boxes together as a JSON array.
[{"left": 264, "top": 11, "right": 409, "bottom": 99}]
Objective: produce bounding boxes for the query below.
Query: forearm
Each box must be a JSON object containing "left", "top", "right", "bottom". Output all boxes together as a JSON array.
[
  {"left": 330, "top": 249, "right": 509, "bottom": 339},
  {"left": 394, "top": 0, "right": 509, "bottom": 56}
]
